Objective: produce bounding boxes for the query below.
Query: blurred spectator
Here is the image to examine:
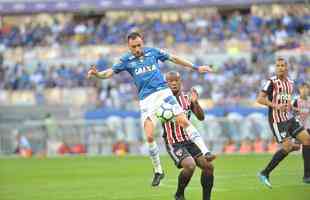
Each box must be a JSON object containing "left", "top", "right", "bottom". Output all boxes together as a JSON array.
[
  {"left": 267, "top": 138, "right": 279, "bottom": 154},
  {"left": 13, "top": 130, "right": 32, "bottom": 158},
  {"left": 112, "top": 140, "right": 129, "bottom": 156},
  {"left": 239, "top": 138, "right": 253, "bottom": 154},
  {"left": 223, "top": 138, "right": 237, "bottom": 154},
  {"left": 254, "top": 136, "right": 266, "bottom": 153}
]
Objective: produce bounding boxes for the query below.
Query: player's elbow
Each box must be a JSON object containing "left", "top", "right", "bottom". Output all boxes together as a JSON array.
[{"left": 256, "top": 97, "right": 264, "bottom": 105}]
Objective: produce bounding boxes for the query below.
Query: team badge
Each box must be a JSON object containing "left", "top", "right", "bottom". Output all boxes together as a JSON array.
[
  {"left": 280, "top": 132, "right": 287, "bottom": 138},
  {"left": 175, "top": 149, "right": 183, "bottom": 157}
]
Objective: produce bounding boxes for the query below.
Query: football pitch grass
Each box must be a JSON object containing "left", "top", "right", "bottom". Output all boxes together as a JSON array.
[{"left": 0, "top": 154, "right": 309, "bottom": 200}]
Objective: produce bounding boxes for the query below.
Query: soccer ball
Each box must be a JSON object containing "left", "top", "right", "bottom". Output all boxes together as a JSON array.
[{"left": 156, "top": 103, "right": 174, "bottom": 123}]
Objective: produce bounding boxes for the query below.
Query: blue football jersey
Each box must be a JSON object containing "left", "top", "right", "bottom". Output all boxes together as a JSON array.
[{"left": 112, "top": 47, "right": 171, "bottom": 100}]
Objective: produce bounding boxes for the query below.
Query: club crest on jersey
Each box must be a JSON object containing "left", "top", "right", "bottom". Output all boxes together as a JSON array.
[
  {"left": 280, "top": 132, "right": 287, "bottom": 138},
  {"left": 175, "top": 149, "right": 183, "bottom": 157},
  {"left": 135, "top": 64, "right": 156, "bottom": 75}
]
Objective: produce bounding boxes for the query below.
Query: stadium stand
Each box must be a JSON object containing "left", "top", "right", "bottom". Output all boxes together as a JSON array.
[{"left": 0, "top": 2, "right": 309, "bottom": 156}]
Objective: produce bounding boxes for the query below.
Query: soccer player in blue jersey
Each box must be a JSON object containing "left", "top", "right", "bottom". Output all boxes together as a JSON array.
[{"left": 87, "top": 32, "right": 213, "bottom": 187}]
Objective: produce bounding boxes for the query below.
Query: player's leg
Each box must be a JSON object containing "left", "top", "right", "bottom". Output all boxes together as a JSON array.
[
  {"left": 259, "top": 138, "right": 293, "bottom": 188},
  {"left": 191, "top": 146, "right": 214, "bottom": 200},
  {"left": 144, "top": 117, "right": 164, "bottom": 186},
  {"left": 175, "top": 113, "right": 210, "bottom": 155},
  {"left": 175, "top": 156, "right": 196, "bottom": 200},
  {"left": 165, "top": 142, "right": 196, "bottom": 200},
  {"left": 295, "top": 129, "right": 310, "bottom": 183},
  {"left": 195, "top": 156, "right": 214, "bottom": 200}
]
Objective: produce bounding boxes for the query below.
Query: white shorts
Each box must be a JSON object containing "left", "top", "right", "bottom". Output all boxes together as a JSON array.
[{"left": 139, "top": 88, "right": 184, "bottom": 126}]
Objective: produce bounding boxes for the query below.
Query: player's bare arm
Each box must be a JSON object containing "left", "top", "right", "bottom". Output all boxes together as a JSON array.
[
  {"left": 257, "top": 91, "right": 287, "bottom": 112},
  {"left": 190, "top": 88, "right": 205, "bottom": 121},
  {"left": 87, "top": 66, "right": 114, "bottom": 79},
  {"left": 292, "top": 100, "right": 300, "bottom": 113},
  {"left": 168, "top": 54, "right": 213, "bottom": 73}
]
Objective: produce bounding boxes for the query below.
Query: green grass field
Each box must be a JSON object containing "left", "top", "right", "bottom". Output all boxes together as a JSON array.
[{"left": 0, "top": 154, "right": 309, "bottom": 200}]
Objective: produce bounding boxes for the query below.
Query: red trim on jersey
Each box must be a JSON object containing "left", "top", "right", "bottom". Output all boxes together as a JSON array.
[
  {"left": 175, "top": 95, "right": 185, "bottom": 142},
  {"left": 164, "top": 92, "right": 193, "bottom": 144},
  {"left": 164, "top": 122, "right": 175, "bottom": 144},
  {"left": 272, "top": 80, "right": 279, "bottom": 123},
  {"left": 271, "top": 78, "right": 294, "bottom": 123},
  {"left": 280, "top": 80, "right": 286, "bottom": 121}
]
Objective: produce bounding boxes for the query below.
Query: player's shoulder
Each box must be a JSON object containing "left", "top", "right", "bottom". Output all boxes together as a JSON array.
[
  {"left": 180, "top": 91, "right": 190, "bottom": 101},
  {"left": 143, "top": 47, "right": 158, "bottom": 54},
  {"left": 287, "top": 77, "right": 294, "bottom": 83},
  {"left": 120, "top": 52, "right": 135, "bottom": 62},
  {"left": 144, "top": 47, "right": 167, "bottom": 55},
  {"left": 269, "top": 76, "right": 277, "bottom": 81}
]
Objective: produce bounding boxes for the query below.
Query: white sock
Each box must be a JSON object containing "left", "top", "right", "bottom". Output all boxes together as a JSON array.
[
  {"left": 185, "top": 125, "right": 209, "bottom": 155},
  {"left": 148, "top": 141, "right": 163, "bottom": 174}
]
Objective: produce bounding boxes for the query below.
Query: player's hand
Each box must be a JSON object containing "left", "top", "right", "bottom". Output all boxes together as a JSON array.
[
  {"left": 190, "top": 88, "right": 199, "bottom": 103},
  {"left": 87, "top": 66, "right": 98, "bottom": 79},
  {"left": 197, "top": 65, "right": 213, "bottom": 73}
]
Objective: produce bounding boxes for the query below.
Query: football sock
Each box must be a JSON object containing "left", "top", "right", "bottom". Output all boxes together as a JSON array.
[
  {"left": 201, "top": 171, "right": 214, "bottom": 200},
  {"left": 261, "top": 149, "right": 288, "bottom": 176},
  {"left": 302, "top": 145, "right": 310, "bottom": 178},
  {"left": 185, "top": 125, "right": 209, "bottom": 155},
  {"left": 148, "top": 141, "right": 163, "bottom": 174},
  {"left": 176, "top": 169, "right": 192, "bottom": 196}
]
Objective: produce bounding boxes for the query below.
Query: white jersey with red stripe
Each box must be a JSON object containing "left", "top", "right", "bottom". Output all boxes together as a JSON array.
[
  {"left": 262, "top": 76, "right": 294, "bottom": 123},
  {"left": 293, "top": 96, "right": 310, "bottom": 128},
  {"left": 162, "top": 91, "right": 192, "bottom": 145}
]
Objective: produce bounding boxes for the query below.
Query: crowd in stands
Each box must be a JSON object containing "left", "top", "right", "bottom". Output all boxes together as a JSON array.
[
  {"left": 0, "top": 5, "right": 309, "bottom": 108},
  {"left": 0, "top": 54, "right": 308, "bottom": 108},
  {"left": 0, "top": 5, "right": 309, "bottom": 47}
]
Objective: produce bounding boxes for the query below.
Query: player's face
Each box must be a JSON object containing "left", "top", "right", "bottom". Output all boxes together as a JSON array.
[
  {"left": 299, "top": 85, "right": 309, "bottom": 97},
  {"left": 166, "top": 74, "right": 181, "bottom": 94},
  {"left": 128, "top": 37, "right": 144, "bottom": 58},
  {"left": 275, "top": 59, "right": 288, "bottom": 78},
  {"left": 299, "top": 85, "right": 307, "bottom": 97}
]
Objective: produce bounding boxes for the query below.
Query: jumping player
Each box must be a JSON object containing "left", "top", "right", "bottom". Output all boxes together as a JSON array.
[
  {"left": 87, "top": 32, "right": 213, "bottom": 186},
  {"left": 163, "top": 71, "right": 215, "bottom": 200},
  {"left": 257, "top": 57, "right": 310, "bottom": 187}
]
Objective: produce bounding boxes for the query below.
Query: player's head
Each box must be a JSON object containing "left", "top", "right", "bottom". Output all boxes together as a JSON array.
[
  {"left": 165, "top": 71, "right": 181, "bottom": 95},
  {"left": 127, "top": 32, "right": 144, "bottom": 58},
  {"left": 299, "top": 83, "right": 309, "bottom": 98},
  {"left": 275, "top": 57, "right": 288, "bottom": 78}
]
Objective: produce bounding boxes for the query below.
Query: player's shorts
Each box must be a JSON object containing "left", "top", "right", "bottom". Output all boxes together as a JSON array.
[
  {"left": 269, "top": 117, "right": 305, "bottom": 143},
  {"left": 139, "top": 88, "right": 183, "bottom": 125},
  {"left": 165, "top": 141, "right": 203, "bottom": 169}
]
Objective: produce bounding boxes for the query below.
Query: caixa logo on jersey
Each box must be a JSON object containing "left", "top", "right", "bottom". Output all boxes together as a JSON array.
[{"left": 135, "top": 64, "right": 156, "bottom": 75}]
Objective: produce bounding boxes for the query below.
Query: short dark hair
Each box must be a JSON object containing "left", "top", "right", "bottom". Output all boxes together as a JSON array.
[
  {"left": 165, "top": 71, "right": 181, "bottom": 80},
  {"left": 276, "top": 57, "right": 287, "bottom": 64},
  {"left": 127, "top": 32, "right": 143, "bottom": 41}
]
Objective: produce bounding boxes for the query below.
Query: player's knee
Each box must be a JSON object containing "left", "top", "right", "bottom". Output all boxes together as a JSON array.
[
  {"left": 185, "top": 163, "right": 196, "bottom": 173},
  {"left": 203, "top": 162, "right": 214, "bottom": 176},
  {"left": 303, "top": 138, "right": 310, "bottom": 146},
  {"left": 146, "top": 136, "right": 154, "bottom": 143},
  {"left": 282, "top": 142, "right": 293, "bottom": 153},
  {"left": 182, "top": 159, "right": 196, "bottom": 173}
]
